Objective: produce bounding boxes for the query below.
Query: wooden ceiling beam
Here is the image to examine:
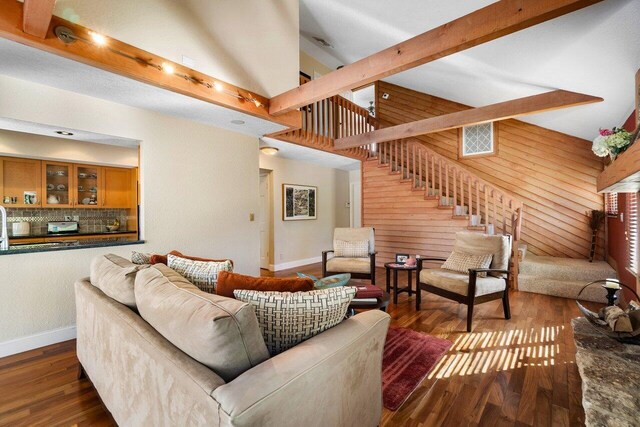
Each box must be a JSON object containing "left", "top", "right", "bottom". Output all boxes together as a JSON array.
[
  {"left": 269, "top": 0, "right": 603, "bottom": 116},
  {"left": 22, "top": 0, "right": 55, "bottom": 39},
  {"left": 0, "top": 0, "right": 300, "bottom": 129},
  {"left": 334, "top": 90, "right": 603, "bottom": 150}
]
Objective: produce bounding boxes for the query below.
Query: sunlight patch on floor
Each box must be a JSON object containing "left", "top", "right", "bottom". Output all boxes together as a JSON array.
[{"left": 428, "top": 325, "right": 566, "bottom": 379}]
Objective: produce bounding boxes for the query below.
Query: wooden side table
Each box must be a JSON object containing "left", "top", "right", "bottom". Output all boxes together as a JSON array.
[{"left": 385, "top": 262, "right": 417, "bottom": 304}]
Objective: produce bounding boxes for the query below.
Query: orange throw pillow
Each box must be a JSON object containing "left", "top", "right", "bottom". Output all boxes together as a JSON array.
[
  {"left": 149, "top": 250, "right": 234, "bottom": 267},
  {"left": 216, "top": 271, "right": 314, "bottom": 298}
]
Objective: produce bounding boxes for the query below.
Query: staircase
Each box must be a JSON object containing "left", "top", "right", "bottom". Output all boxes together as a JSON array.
[
  {"left": 362, "top": 139, "right": 522, "bottom": 280},
  {"left": 271, "top": 94, "right": 523, "bottom": 287}
]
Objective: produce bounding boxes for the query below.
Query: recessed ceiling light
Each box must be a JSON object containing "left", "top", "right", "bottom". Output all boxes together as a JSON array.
[
  {"left": 231, "top": 119, "right": 245, "bottom": 125},
  {"left": 260, "top": 147, "right": 279, "bottom": 155},
  {"left": 55, "top": 131, "right": 74, "bottom": 136}
]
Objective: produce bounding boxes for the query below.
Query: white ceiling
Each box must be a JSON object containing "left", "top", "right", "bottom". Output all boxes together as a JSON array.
[
  {"left": 0, "top": 117, "right": 139, "bottom": 148},
  {"left": 260, "top": 137, "right": 360, "bottom": 171},
  {"left": 0, "top": 38, "right": 286, "bottom": 138},
  {"left": 300, "top": 0, "right": 640, "bottom": 140}
]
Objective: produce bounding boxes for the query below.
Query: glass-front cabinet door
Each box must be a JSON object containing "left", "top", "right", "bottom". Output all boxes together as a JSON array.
[
  {"left": 42, "top": 161, "right": 73, "bottom": 207},
  {"left": 75, "top": 165, "right": 101, "bottom": 208}
]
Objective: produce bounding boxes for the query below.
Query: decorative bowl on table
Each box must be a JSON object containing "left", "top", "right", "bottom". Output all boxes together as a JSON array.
[{"left": 576, "top": 279, "right": 640, "bottom": 344}]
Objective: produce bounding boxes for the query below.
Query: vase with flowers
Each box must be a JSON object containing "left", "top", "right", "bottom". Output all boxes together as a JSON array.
[{"left": 592, "top": 127, "right": 634, "bottom": 162}]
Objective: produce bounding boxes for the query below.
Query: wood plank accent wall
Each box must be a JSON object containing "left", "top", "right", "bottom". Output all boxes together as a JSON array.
[
  {"left": 363, "top": 159, "right": 469, "bottom": 264},
  {"left": 371, "top": 81, "right": 605, "bottom": 259}
]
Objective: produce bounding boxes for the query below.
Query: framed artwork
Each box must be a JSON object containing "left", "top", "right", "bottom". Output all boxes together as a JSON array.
[
  {"left": 395, "top": 253, "right": 409, "bottom": 264},
  {"left": 283, "top": 184, "right": 317, "bottom": 221}
]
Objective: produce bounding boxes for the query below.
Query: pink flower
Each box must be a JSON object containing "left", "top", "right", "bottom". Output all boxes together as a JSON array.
[{"left": 599, "top": 128, "right": 613, "bottom": 136}]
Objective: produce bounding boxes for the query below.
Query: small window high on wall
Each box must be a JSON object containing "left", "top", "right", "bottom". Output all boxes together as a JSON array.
[
  {"left": 459, "top": 122, "right": 497, "bottom": 158},
  {"left": 606, "top": 193, "right": 618, "bottom": 216},
  {"left": 628, "top": 192, "right": 638, "bottom": 274}
]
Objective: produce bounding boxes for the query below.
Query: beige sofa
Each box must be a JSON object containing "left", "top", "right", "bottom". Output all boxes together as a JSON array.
[{"left": 75, "top": 256, "right": 390, "bottom": 427}]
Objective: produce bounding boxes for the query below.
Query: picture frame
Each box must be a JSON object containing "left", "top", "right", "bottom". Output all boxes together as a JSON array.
[
  {"left": 395, "top": 253, "right": 409, "bottom": 264},
  {"left": 283, "top": 184, "right": 317, "bottom": 221}
]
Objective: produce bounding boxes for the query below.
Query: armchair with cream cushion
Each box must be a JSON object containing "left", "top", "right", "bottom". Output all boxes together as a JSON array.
[
  {"left": 416, "top": 232, "right": 512, "bottom": 332},
  {"left": 322, "top": 227, "right": 376, "bottom": 284}
]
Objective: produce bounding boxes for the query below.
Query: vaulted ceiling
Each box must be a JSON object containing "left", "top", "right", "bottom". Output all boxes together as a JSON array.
[{"left": 299, "top": 0, "right": 639, "bottom": 140}]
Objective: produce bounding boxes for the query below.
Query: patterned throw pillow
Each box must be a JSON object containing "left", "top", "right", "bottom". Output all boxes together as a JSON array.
[
  {"left": 441, "top": 251, "right": 493, "bottom": 277},
  {"left": 167, "top": 254, "right": 233, "bottom": 293},
  {"left": 234, "top": 287, "right": 357, "bottom": 355},
  {"left": 131, "top": 251, "right": 153, "bottom": 265},
  {"left": 334, "top": 239, "right": 369, "bottom": 258}
]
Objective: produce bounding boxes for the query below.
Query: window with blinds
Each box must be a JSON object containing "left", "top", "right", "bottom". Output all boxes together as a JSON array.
[
  {"left": 628, "top": 192, "right": 638, "bottom": 274},
  {"left": 605, "top": 193, "right": 618, "bottom": 216}
]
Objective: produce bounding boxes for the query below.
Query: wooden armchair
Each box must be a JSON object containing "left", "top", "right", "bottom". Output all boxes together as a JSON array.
[
  {"left": 416, "top": 232, "right": 512, "bottom": 332},
  {"left": 322, "top": 227, "right": 376, "bottom": 284}
]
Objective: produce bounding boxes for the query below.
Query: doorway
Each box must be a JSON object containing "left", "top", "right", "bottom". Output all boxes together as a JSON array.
[{"left": 259, "top": 169, "right": 273, "bottom": 270}]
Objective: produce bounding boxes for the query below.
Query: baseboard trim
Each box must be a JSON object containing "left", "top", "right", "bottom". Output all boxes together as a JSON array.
[
  {"left": 0, "top": 326, "right": 77, "bottom": 358},
  {"left": 271, "top": 256, "right": 322, "bottom": 272}
]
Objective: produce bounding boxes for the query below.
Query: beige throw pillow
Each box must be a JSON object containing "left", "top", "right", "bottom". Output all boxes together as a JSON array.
[
  {"left": 167, "top": 254, "right": 232, "bottom": 293},
  {"left": 442, "top": 251, "right": 493, "bottom": 277},
  {"left": 234, "top": 287, "right": 357, "bottom": 355},
  {"left": 334, "top": 239, "right": 369, "bottom": 258}
]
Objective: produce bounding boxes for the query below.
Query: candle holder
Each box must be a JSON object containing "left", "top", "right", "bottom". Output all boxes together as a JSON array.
[{"left": 602, "top": 284, "right": 620, "bottom": 306}]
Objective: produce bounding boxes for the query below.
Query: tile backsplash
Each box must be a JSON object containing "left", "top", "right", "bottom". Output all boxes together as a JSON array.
[{"left": 6, "top": 208, "right": 130, "bottom": 235}]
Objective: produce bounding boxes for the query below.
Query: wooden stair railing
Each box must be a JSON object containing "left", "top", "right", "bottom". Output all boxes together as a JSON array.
[
  {"left": 268, "top": 95, "right": 376, "bottom": 160},
  {"left": 367, "top": 138, "right": 524, "bottom": 239}
]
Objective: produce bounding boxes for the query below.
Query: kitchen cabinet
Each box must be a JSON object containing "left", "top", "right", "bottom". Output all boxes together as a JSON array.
[
  {"left": 3, "top": 156, "right": 135, "bottom": 209},
  {"left": 42, "top": 161, "right": 74, "bottom": 207},
  {"left": 102, "top": 167, "right": 133, "bottom": 208},
  {"left": 0, "top": 157, "right": 42, "bottom": 208},
  {"left": 74, "top": 164, "right": 102, "bottom": 208}
]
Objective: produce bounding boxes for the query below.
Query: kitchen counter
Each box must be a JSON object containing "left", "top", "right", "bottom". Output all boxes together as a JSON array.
[
  {"left": 0, "top": 238, "right": 145, "bottom": 256},
  {"left": 9, "top": 230, "right": 137, "bottom": 239}
]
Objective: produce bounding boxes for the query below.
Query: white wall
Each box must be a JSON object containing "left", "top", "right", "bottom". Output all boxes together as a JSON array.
[
  {"left": 54, "top": 0, "right": 299, "bottom": 97},
  {"left": 349, "top": 168, "right": 362, "bottom": 227},
  {"left": 0, "top": 129, "right": 138, "bottom": 167},
  {"left": 259, "top": 154, "right": 350, "bottom": 270},
  {"left": 0, "top": 75, "right": 260, "bottom": 351}
]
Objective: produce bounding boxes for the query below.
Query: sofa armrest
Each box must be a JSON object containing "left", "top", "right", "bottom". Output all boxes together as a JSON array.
[{"left": 212, "top": 310, "right": 391, "bottom": 427}]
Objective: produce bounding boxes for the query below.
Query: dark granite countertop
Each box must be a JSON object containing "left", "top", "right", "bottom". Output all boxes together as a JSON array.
[
  {"left": 571, "top": 317, "right": 640, "bottom": 427},
  {"left": 0, "top": 239, "right": 145, "bottom": 256},
  {"left": 9, "top": 230, "right": 137, "bottom": 240}
]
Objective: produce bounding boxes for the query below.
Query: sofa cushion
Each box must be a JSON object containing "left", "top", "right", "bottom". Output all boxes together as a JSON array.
[
  {"left": 131, "top": 251, "right": 155, "bottom": 265},
  {"left": 90, "top": 254, "right": 149, "bottom": 309},
  {"left": 234, "top": 287, "right": 357, "bottom": 355},
  {"left": 326, "top": 257, "right": 370, "bottom": 274},
  {"left": 419, "top": 268, "right": 506, "bottom": 296},
  {"left": 134, "top": 264, "right": 269, "bottom": 382},
  {"left": 441, "top": 251, "right": 493, "bottom": 277},
  {"left": 216, "top": 271, "right": 314, "bottom": 298},
  {"left": 334, "top": 239, "right": 369, "bottom": 258},
  {"left": 167, "top": 254, "right": 233, "bottom": 293}
]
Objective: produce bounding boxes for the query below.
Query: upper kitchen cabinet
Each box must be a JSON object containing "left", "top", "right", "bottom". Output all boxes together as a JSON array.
[
  {"left": 42, "top": 161, "right": 74, "bottom": 208},
  {"left": 0, "top": 157, "right": 42, "bottom": 207},
  {"left": 102, "top": 167, "right": 134, "bottom": 208},
  {"left": 74, "top": 164, "right": 102, "bottom": 208}
]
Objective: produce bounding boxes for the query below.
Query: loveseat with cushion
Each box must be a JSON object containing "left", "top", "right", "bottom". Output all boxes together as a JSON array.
[{"left": 76, "top": 254, "right": 390, "bottom": 426}]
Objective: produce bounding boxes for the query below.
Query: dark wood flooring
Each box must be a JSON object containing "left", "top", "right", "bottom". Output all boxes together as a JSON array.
[{"left": 0, "top": 264, "right": 585, "bottom": 426}]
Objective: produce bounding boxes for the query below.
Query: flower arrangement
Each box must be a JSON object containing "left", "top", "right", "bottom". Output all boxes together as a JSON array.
[{"left": 592, "top": 127, "right": 634, "bottom": 161}]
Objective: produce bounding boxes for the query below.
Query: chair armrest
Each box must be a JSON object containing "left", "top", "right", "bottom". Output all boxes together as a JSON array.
[
  {"left": 468, "top": 268, "right": 510, "bottom": 276},
  {"left": 322, "top": 250, "right": 334, "bottom": 256},
  {"left": 417, "top": 257, "right": 447, "bottom": 269},
  {"left": 212, "top": 310, "right": 390, "bottom": 427}
]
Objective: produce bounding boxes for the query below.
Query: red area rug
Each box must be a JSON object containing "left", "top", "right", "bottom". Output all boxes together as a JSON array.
[{"left": 382, "top": 327, "right": 452, "bottom": 411}]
